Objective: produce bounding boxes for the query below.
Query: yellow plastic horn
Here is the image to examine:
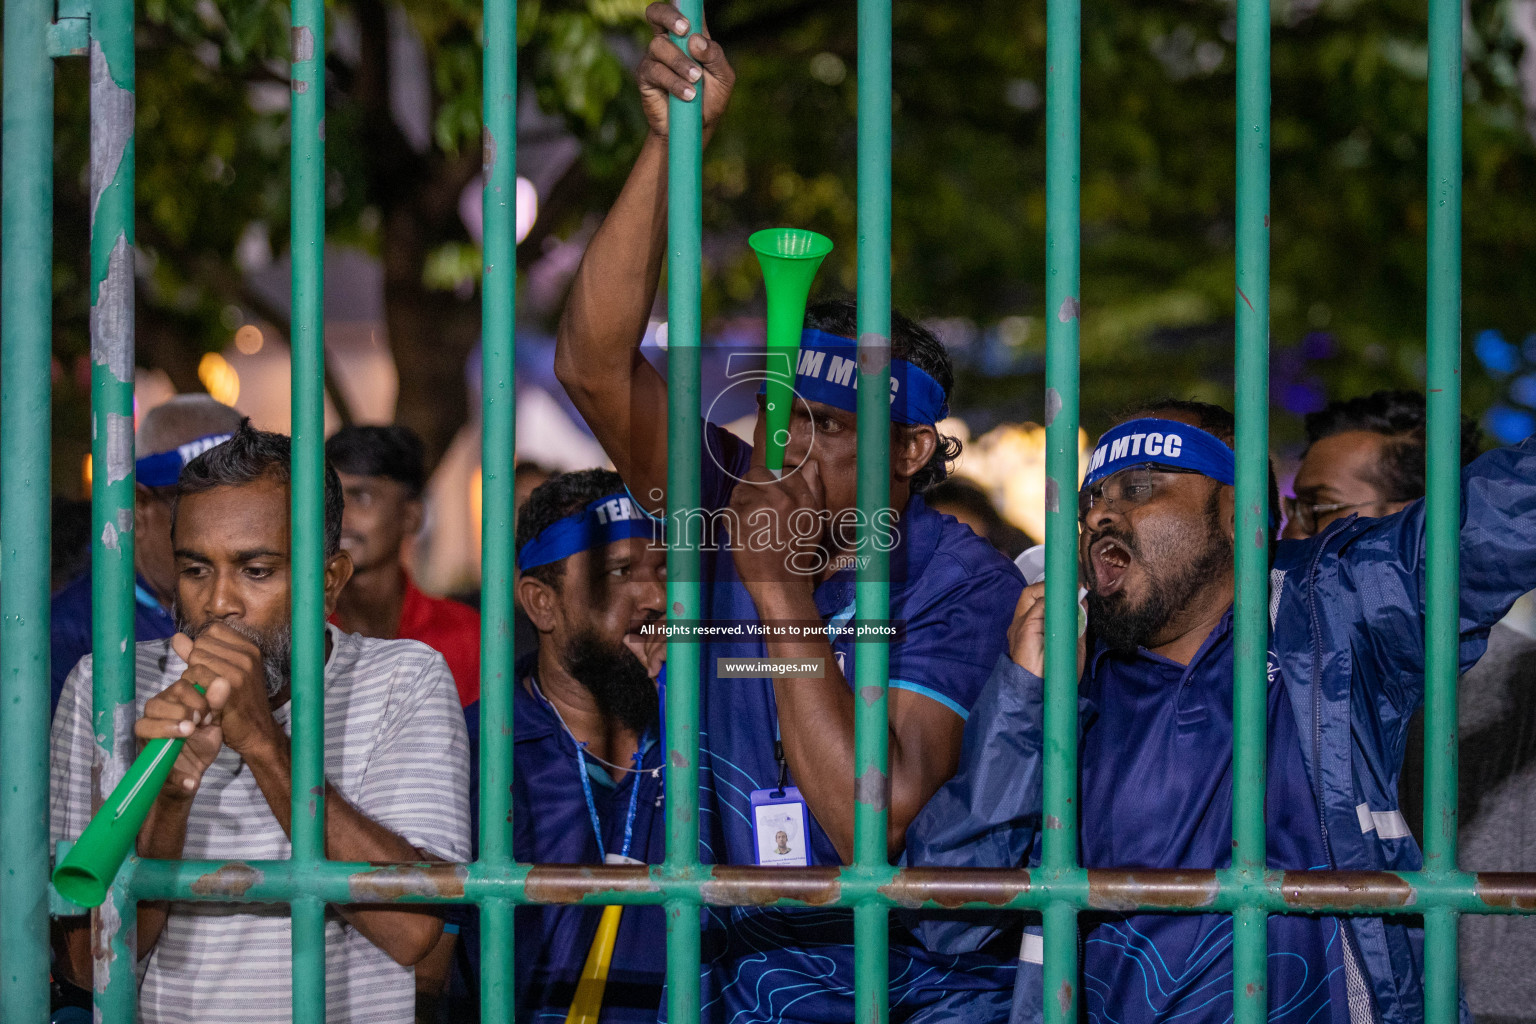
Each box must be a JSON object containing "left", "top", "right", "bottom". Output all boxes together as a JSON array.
[
  {"left": 564, "top": 904, "right": 623, "bottom": 1024},
  {"left": 566, "top": 849, "right": 643, "bottom": 1024},
  {"left": 748, "top": 228, "right": 834, "bottom": 476}
]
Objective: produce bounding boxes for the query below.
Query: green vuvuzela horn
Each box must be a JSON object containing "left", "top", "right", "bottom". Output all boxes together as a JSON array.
[
  {"left": 52, "top": 684, "right": 205, "bottom": 908},
  {"left": 748, "top": 228, "right": 833, "bottom": 476}
]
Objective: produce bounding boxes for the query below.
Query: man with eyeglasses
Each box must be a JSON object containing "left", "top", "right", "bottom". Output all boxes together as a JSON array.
[
  {"left": 1283, "top": 389, "right": 1483, "bottom": 539},
  {"left": 1287, "top": 389, "right": 1536, "bottom": 1024},
  {"left": 906, "top": 398, "right": 1536, "bottom": 1024}
]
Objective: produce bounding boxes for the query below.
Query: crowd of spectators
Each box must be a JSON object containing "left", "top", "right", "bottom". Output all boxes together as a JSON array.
[{"left": 42, "top": 6, "right": 1536, "bottom": 1024}]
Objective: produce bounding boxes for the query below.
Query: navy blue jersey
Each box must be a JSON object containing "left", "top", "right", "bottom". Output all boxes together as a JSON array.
[
  {"left": 683, "top": 422, "right": 1025, "bottom": 1023},
  {"left": 1079, "top": 613, "right": 1348, "bottom": 1024},
  {"left": 457, "top": 656, "right": 667, "bottom": 1023},
  {"left": 50, "top": 570, "right": 176, "bottom": 713}
]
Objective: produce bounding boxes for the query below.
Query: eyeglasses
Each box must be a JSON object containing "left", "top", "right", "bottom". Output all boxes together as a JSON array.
[
  {"left": 1078, "top": 465, "right": 1199, "bottom": 522},
  {"left": 1281, "top": 497, "right": 1380, "bottom": 536}
]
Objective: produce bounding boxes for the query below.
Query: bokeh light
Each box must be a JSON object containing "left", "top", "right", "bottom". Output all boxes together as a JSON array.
[
  {"left": 1486, "top": 404, "right": 1536, "bottom": 445},
  {"left": 1475, "top": 329, "right": 1519, "bottom": 377},
  {"left": 234, "top": 324, "right": 265, "bottom": 355},
  {"left": 197, "top": 352, "right": 240, "bottom": 406},
  {"left": 516, "top": 177, "right": 538, "bottom": 244}
]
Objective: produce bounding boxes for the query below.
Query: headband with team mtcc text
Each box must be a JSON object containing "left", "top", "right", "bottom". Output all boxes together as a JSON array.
[
  {"left": 755, "top": 329, "right": 949, "bottom": 427},
  {"left": 136, "top": 432, "right": 235, "bottom": 489},
  {"left": 516, "top": 492, "right": 662, "bottom": 572},
  {"left": 1082, "top": 418, "right": 1236, "bottom": 491}
]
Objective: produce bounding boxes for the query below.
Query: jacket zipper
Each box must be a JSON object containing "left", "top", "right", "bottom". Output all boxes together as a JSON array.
[
  {"left": 1305, "top": 541, "right": 1332, "bottom": 866},
  {"left": 1305, "top": 540, "right": 1382, "bottom": 1024}
]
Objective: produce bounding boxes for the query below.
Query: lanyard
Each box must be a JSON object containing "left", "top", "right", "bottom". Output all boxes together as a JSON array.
[
  {"left": 530, "top": 674, "right": 652, "bottom": 861},
  {"left": 573, "top": 741, "right": 645, "bottom": 861},
  {"left": 134, "top": 582, "right": 164, "bottom": 613},
  {"left": 771, "top": 715, "right": 788, "bottom": 797}
]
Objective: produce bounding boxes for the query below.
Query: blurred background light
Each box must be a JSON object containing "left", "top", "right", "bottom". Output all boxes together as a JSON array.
[{"left": 197, "top": 352, "right": 241, "bottom": 406}]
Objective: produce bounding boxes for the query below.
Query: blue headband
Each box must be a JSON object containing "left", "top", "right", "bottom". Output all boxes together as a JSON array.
[
  {"left": 136, "top": 432, "right": 235, "bottom": 488},
  {"left": 756, "top": 329, "right": 949, "bottom": 426},
  {"left": 516, "top": 492, "right": 661, "bottom": 572},
  {"left": 1082, "top": 418, "right": 1236, "bottom": 490}
]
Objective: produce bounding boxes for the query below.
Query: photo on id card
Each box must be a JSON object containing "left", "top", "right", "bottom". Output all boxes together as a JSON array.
[{"left": 751, "top": 789, "right": 810, "bottom": 867}]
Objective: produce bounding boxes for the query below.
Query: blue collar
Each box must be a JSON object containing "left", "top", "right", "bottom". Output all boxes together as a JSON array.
[{"left": 513, "top": 653, "right": 562, "bottom": 743}]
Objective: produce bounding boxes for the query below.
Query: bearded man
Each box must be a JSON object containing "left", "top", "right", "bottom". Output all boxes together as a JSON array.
[
  {"left": 443, "top": 469, "right": 669, "bottom": 1024},
  {"left": 907, "top": 400, "right": 1536, "bottom": 1024},
  {"left": 50, "top": 423, "right": 470, "bottom": 1024}
]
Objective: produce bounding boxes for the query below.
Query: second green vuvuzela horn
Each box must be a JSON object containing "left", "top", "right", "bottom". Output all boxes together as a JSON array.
[
  {"left": 749, "top": 228, "right": 834, "bottom": 476},
  {"left": 52, "top": 684, "right": 205, "bottom": 908}
]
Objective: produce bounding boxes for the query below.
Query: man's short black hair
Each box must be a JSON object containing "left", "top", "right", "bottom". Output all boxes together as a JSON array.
[
  {"left": 516, "top": 468, "right": 631, "bottom": 586},
  {"left": 325, "top": 425, "right": 426, "bottom": 498},
  {"left": 803, "top": 299, "right": 960, "bottom": 493},
  {"left": 1302, "top": 389, "right": 1482, "bottom": 503},
  {"left": 175, "top": 421, "right": 344, "bottom": 558}
]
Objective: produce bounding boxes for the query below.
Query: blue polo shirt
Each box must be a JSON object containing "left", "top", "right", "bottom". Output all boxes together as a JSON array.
[
  {"left": 685, "top": 422, "right": 1025, "bottom": 1023},
  {"left": 1079, "top": 611, "right": 1349, "bottom": 1024},
  {"left": 457, "top": 654, "right": 667, "bottom": 1023},
  {"left": 50, "top": 570, "right": 176, "bottom": 714}
]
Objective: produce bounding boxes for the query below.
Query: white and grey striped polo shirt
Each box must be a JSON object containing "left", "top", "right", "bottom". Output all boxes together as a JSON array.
[{"left": 51, "top": 625, "right": 471, "bottom": 1024}]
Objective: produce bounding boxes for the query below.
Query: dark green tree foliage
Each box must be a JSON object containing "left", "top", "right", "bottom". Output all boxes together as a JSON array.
[
  {"left": 46, "top": 0, "right": 1536, "bottom": 491},
  {"left": 703, "top": 0, "right": 1536, "bottom": 440}
]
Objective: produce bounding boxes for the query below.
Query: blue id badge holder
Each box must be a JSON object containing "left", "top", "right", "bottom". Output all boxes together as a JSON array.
[
  {"left": 751, "top": 788, "right": 810, "bottom": 867},
  {"left": 751, "top": 728, "right": 811, "bottom": 867}
]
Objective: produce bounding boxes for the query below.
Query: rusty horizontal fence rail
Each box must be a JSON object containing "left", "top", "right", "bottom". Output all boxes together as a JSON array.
[{"left": 123, "top": 861, "right": 1536, "bottom": 915}]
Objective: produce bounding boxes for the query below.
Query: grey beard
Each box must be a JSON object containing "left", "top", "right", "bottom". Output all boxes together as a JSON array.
[
  {"left": 175, "top": 609, "right": 293, "bottom": 698},
  {"left": 248, "top": 623, "right": 293, "bottom": 698}
]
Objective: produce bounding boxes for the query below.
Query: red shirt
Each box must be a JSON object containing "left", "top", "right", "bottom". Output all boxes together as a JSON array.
[
  {"left": 397, "top": 577, "right": 481, "bottom": 707},
  {"left": 333, "top": 576, "right": 482, "bottom": 707}
]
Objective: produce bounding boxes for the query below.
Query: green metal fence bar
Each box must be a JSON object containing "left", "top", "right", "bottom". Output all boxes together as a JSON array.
[
  {"left": 0, "top": 0, "right": 56, "bottom": 1016},
  {"left": 288, "top": 0, "right": 329, "bottom": 1015},
  {"left": 1422, "top": 0, "right": 1464, "bottom": 1011},
  {"left": 853, "top": 1, "right": 893, "bottom": 1021},
  {"left": 479, "top": 0, "right": 519, "bottom": 1018},
  {"left": 1042, "top": 0, "right": 1082, "bottom": 1008},
  {"left": 665, "top": 3, "right": 706, "bottom": 1023},
  {"left": 88, "top": 0, "right": 141, "bottom": 1015},
  {"left": 1231, "top": 0, "right": 1272, "bottom": 1014}
]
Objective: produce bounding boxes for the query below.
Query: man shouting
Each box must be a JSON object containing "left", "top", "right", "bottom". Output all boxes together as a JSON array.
[{"left": 909, "top": 400, "right": 1536, "bottom": 1024}]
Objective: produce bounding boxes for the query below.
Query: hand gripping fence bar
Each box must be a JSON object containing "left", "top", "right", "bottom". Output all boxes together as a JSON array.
[{"left": 0, "top": 0, "right": 1510, "bottom": 1022}]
